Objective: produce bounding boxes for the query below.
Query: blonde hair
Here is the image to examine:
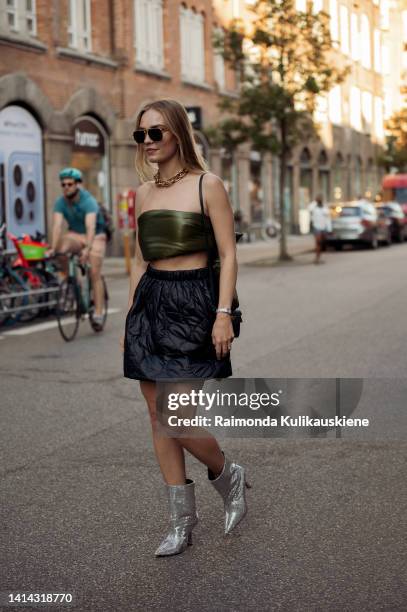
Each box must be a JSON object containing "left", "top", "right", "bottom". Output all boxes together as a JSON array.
[{"left": 134, "top": 98, "right": 208, "bottom": 181}]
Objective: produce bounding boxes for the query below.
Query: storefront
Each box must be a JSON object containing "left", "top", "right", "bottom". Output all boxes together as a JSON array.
[
  {"left": 70, "top": 116, "right": 111, "bottom": 209},
  {"left": 0, "top": 104, "right": 45, "bottom": 248},
  {"left": 318, "top": 150, "right": 330, "bottom": 203},
  {"left": 299, "top": 147, "right": 313, "bottom": 206},
  {"left": 220, "top": 148, "right": 235, "bottom": 207},
  {"left": 333, "top": 152, "right": 344, "bottom": 202},
  {"left": 354, "top": 156, "right": 362, "bottom": 198},
  {"left": 249, "top": 151, "right": 264, "bottom": 223}
]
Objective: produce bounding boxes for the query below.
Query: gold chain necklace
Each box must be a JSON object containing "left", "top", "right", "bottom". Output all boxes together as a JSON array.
[{"left": 154, "top": 167, "right": 189, "bottom": 188}]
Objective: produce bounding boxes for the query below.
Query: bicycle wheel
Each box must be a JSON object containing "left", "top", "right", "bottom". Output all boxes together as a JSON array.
[
  {"left": 56, "top": 278, "right": 80, "bottom": 341},
  {"left": 89, "top": 276, "right": 109, "bottom": 332},
  {"left": 0, "top": 280, "right": 13, "bottom": 326},
  {"left": 12, "top": 266, "right": 44, "bottom": 322}
]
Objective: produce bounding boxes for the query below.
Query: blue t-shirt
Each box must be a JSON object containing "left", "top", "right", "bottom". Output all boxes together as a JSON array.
[{"left": 54, "top": 189, "right": 105, "bottom": 235}]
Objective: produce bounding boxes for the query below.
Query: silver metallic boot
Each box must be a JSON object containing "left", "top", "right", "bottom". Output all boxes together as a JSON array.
[
  {"left": 155, "top": 478, "right": 198, "bottom": 557},
  {"left": 208, "top": 453, "right": 252, "bottom": 534}
]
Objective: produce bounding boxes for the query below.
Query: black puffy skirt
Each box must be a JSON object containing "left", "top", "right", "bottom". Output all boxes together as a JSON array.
[{"left": 123, "top": 265, "right": 232, "bottom": 382}]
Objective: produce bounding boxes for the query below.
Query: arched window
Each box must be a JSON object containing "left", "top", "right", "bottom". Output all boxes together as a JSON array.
[
  {"left": 300, "top": 147, "right": 312, "bottom": 164},
  {"left": 318, "top": 150, "right": 328, "bottom": 166}
]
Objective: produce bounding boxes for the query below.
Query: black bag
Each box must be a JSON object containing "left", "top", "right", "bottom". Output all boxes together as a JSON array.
[
  {"left": 99, "top": 204, "right": 115, "bottom": 242},
  {"left": 199, "top": 174, "right": 243, "bottom": 338}
]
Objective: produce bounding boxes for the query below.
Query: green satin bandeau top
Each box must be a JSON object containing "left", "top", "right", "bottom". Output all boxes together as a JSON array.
[{"left": 138, "top": 209, "right": 216, "bottom": 261}]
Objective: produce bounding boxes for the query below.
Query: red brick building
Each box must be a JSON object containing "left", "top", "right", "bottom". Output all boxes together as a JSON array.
[{"left": 1, "top": 0, "right": 265, "bottom": 254}]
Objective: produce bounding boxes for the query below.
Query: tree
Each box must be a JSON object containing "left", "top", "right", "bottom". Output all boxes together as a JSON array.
[
  {"left": 379, "top": 106, "right": 407, "bottom": 173},
  {"left": 211, "top": 0, "right": 349, "bottom": 260}
]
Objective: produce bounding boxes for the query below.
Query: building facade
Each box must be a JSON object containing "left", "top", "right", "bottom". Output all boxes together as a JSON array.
[{"left": 0, "top": 0, "right": 405, "bottom": 251}]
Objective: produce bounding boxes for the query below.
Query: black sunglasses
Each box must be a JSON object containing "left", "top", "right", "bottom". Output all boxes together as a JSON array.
[{"left": 133, "top": 126, "right": 169, "bottom": 144}]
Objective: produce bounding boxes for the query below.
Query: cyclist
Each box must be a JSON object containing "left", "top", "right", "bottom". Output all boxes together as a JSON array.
[{"left": 48, "top": 168, "right": 106, "bottom": 330}]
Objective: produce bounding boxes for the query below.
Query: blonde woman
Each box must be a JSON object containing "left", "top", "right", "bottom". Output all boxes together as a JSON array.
[{"left": 123, "top": 99, "right": 251, "bottom": 557}]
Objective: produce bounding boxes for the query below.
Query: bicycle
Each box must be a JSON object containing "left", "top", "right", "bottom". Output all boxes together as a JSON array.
[
  {"left": 55, "top": 252, "right": 109, "bottom": 341},
  {"left": 0, "top": 224, "right": 45, "bottom": 324}
]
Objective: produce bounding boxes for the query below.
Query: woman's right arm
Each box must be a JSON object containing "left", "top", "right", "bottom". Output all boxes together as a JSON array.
[{"left": 126, "top": 183, "right": 150, "bottom": 314}]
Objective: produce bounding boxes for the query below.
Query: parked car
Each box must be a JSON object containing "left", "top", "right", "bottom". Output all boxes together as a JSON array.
[
  {"left": 375, "top": 202, "right": 407, "bottom": 243},
  {"left": 327, "top": 201, "right": 391, "bottom": 250}
]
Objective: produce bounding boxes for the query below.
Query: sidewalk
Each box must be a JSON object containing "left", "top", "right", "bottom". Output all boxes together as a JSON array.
[{"left": 103, "top": 234, "right": 315, "bottom": 278}]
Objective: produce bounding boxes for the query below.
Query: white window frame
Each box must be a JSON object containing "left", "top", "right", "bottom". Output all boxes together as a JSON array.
[
  {"left": 340, "top": 5, "right": 349, "bottom": 55},
  {"left": 374, "top": 29, "right": 381, "bottom": 73},
  {"left": 350, "top": 86, "right": 361, "bottom": 131},
  {"left": 362, "top": 90, "right": 373, "bottom": 134},
  {"left": 213, "top": 27, "right": 226, "bottom": 90},
  {"left": 180, "top": 6, "right": 205, "bottom": 84},
  {"left": 314, "top": 94, "right": 328, "bottom": 123},
  {"left": 329, "top": 85, "right": 342, "bottom": 125},
  {"left": 374, "top": 96, "right": 384, "bottom": 141},
  {"left": 329, "top": 0, "right": 339, "bottom": 46},
  {"left": 350, "top": 13, "right": 359, "bottom": 61},
  {"left": 380, "top": 0, "right": 389, "bottom": 30},
  {"left": 312, "top": 0, "right": 324, "bottom": 14},
  {"left": 134, "top": 0, "right": 164, "bottom": 70},
  {"left": 1, "top": 0, "right": 37, "bottom": 36},
  {"left": 381, "top": 43, "right": 390, "bottom": 75},
  {"left": 68, "top": 0, "right": 92, "bottom": 52},
  {"left": 360, "top": 14, "right": 371, "bottom": 69}
]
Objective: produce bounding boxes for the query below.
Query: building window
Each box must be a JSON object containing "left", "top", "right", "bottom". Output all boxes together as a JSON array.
[
  {"left": 350, "top": 13, "right": 359, "bottom": 61},
  {"left": 134, "top": 0, "right": 164, "bottom": 70},
  {"left": 68, "top": 0, "right": 91, "bottom": 52},
  {"left": 362, "top": 91, "right": 373, "bottom": 134},
  {"left": 374, "top": 97, "right": 384, "bottom": 141},
  {"left": 380, "top": 0, "right": 389, "bottom": 30},
  {"left": 360, "top": 15, "right": 371, "bottom": 69},
  {"left": 315, "top": 94, "right": 328, "bottom": 123},
  {"left": 2, "top": 0, "right": 37, "bottom": 36},
  {"left": 180, "top": 6, "right": 205, "bottom": 83},
  {"left": 350, "top": 86, "right": 361, "bottom": 131},
  {"left": 329, "top": 0, "right": 339, "bottom": 45},
  {"left": 374, "top": 29, "right": 381, "bottom": 73},
  {"left": 213, "top": 27, "right": 225, "bottom": 90},
  {"left": 312, "top": 0, "right": 324, "bottom": 13},
  {"left": 329, "top": 85, "right": 342, "bottom": 124},
  {"left": 340, "top": 5, "right": 349, "bottom": 55},
  {"left": 384, "top": 89, "right": 392, "bottom": 120},
  {"left": 382, "top": 43, "right": 390, "bottom": 75}
]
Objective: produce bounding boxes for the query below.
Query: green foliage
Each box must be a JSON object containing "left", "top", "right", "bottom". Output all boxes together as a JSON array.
[
  {"left": 209, "top": 0, "right": 350, "bottom": 158},
  {"left": 379, "top": 107, "right": 407, "bottom": 172}
]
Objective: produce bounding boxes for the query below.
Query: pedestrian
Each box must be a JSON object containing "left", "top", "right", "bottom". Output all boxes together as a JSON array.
[
  {"left": 308, "top": 195, "right": 332, "bottom": 264},
  {"left": 122, "top": 99, "right": 251, "bottom": 557}
]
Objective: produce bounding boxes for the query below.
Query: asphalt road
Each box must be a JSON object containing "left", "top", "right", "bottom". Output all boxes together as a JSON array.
[{"left": 1, "top": 242, "right": 406, "bottom": 611}]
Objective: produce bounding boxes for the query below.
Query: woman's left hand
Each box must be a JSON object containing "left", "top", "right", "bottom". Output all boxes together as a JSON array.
[{"left": 212, "top": 313, "right": 234, "bottom": 360}]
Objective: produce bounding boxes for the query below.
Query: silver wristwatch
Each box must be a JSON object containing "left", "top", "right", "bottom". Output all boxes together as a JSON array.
[{"left": 216, "top": 307, "right": 232, "bottom": 315}]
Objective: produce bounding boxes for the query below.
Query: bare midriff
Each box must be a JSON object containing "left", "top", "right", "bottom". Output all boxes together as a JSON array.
[{"left": 149, "top": 250, "right": 209, "bottom": 271}]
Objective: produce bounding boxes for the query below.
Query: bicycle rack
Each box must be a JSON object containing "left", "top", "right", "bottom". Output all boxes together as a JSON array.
[{"left": 0, "top": 285, "right": 60, "bottom": 315}]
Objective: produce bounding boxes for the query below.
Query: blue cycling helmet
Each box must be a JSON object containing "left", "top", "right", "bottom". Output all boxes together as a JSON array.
[{"left": 59, "top": 167, "right": 83, "bottom": 182}]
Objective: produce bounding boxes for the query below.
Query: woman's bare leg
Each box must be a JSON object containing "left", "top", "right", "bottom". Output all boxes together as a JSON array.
[
  {"left": 141, "top": 381, "right": 225, "bottom": 481},
  {"left": 140, "top": 380, "right": 186, "bottom": 485}
]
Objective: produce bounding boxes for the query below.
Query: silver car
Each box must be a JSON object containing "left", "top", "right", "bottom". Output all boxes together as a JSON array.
[{"left": 327, "top": 201, "right": 391, "bottom": 250}]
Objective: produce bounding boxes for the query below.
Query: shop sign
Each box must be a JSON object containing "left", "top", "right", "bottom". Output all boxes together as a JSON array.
[
  {"left": 73, "top": 119, "right": 105, "bottom": 154},
  {"left": 186, "top": 107, "right": 202, "bottom": 130}
]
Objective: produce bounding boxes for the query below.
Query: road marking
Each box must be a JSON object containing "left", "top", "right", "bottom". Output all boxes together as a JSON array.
[{"left": 0, "top": 308, "right": 122, "bottom": 336}]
